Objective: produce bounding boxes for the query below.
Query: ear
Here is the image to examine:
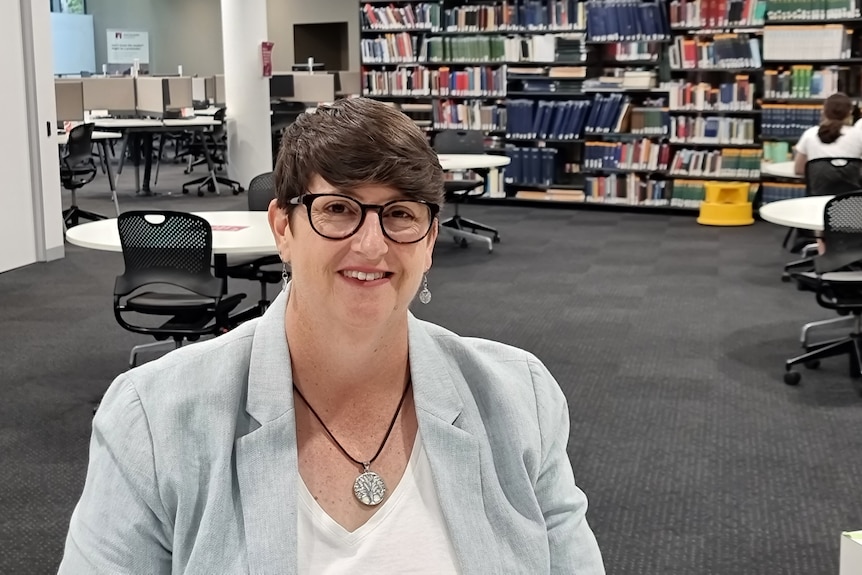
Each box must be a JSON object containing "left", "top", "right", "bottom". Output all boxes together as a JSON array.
[
  {"left": 267, "top": 198, "right": 292, "bottom": 263},
  {"left": 424, "top": 219, "right": 438, "bottom": 272}
]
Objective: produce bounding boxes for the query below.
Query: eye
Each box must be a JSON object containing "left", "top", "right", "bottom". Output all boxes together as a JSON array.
[
  {"left": 319, "top": 198, "right": 359, "bottom": 216},
  {"left": 386, "top": 208, "right": 416, "bottom": 220}
]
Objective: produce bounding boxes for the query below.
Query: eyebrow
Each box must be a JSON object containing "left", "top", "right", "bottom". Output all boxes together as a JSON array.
[{"left": 328, "top": 188, "right": 412, "bottom": 203}]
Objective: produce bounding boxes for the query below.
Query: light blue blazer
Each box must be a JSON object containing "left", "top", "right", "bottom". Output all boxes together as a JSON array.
[{"left": 59, "top": 290, "right": 604, "bottom": 574}]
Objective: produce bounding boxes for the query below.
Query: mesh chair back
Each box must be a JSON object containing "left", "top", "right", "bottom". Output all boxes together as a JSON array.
[
  {"left": 211, "top": 107, "right": 227, "bottom": 140},
  {"left": 65, "top": 123, "right": 96, "bottom": 165},
  {"left": 433, "top": 130, "right": 485, "bottom": 154},
  {"left": 817, "top": 191, "right": 862, "bottom": 274},
  {"left": 117, "top": 211, "right": 214, "bottom": 282},
  {"left": 805, "top": 158, "right": 862, "bottom": 196},
  {"left": 247, "top": 171, "right": 275, "bottom": 211}
]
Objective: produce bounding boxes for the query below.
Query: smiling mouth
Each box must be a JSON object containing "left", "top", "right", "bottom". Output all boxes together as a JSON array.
[{"left": 340, "top": 270, "right": 393, "bottom": 282}]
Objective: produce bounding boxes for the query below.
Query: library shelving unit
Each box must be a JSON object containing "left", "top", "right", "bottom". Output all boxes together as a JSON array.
[
  {"left": 664, "top": 0, "right": 767, "bottom": 206},
  {"left": 757, "top": 0, "right": 862, "bottom": 204},
  {"left": 362, "top": 0, "right": 858, "bottom": 212}
]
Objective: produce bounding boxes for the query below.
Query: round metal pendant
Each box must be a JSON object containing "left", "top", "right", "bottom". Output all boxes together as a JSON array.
[
  {"left": 353, "top": 470, "right": 387, "bottom": 506},
  {"left": 419, "top": 288, "right": 432, "bottom": 305}
]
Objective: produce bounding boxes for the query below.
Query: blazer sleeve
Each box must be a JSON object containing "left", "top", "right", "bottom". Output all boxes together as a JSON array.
[
  {"left": 58, "top": 375, "right": 173, "bottom": 574},
  {"left": 528, "top": 356, "right": 605, "bottom": 575}
]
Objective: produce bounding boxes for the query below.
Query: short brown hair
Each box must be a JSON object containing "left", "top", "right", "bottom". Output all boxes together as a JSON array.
[{"left": 274, "top": 98, "right": 444, "bottom": 209}]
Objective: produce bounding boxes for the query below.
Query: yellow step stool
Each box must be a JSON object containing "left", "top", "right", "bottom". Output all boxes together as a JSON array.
[{"left": 697, "top": 181, "right": 754, "bottom": 226}]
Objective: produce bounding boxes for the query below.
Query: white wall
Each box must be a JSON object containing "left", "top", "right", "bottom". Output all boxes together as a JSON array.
[
  {"left": 87, "top": 0, "right": 224, "bottom": 76},
  {"left": 86, "top": 0, "right": 361, "bottom": 75},
  {"left": 29, "top": 0, "right": 65, "bottom": 258},
  {"left": 0, "top": 1, "right": 38, "bottom": 272},
  {"left": 266, "top": 0, "right": 360, "bottom": 72},
  {"left": 0, "top": 0, "right": 64, "bottom": 273}
]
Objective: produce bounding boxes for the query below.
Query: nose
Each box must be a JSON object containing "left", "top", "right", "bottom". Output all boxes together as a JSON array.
[{"left": 351, "top": 210, "right": 389, "bottom": 259}]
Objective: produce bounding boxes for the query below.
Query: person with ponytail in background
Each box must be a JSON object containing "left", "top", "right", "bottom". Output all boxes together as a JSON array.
[{"left": 793, "top": 92, "right": 862, "bottom": 176}]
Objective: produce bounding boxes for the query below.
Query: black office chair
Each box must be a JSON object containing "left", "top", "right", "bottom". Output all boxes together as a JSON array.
[
  {"left": 182, "top": 108, "right": 245, "bottom": 196},
  {"left": 60, "top": 123, "right": 104, "bottom": 227},
  {"left": 114, "top": 211, "right": 246, "bottom": 367},
  {"left": 782, "top": 158, "right": 862, "bottom": 279},
  {"left": 785, "top": 191, "right": 862, "bottom": 389},
  {"left": 224, "top": 172, "right": 286, "bottom": 316},
  {"left": 433, "top": 129, "right": 500, "bottom": 252}
]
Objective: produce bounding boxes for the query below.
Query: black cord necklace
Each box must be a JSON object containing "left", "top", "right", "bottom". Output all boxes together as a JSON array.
[{"left": 293, "top": 378, "right": 412, "bottom": 507}]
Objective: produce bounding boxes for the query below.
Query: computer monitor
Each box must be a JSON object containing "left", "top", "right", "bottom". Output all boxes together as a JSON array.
[{"left": 270, "top": 74, "right": 295, "bottom": 99}]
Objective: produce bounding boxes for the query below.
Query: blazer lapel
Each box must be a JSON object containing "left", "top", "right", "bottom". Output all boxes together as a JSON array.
[
  {"left": 235, "top": 291, "right": 299, "bottom": 575},
  {"left": 409, "top": 315, "right": 495, "bottom": 574}
]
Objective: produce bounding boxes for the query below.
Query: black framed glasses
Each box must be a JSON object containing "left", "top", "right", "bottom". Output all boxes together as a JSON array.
[{"left": 289, "top": 193, "right": 440, "bottom": 244}]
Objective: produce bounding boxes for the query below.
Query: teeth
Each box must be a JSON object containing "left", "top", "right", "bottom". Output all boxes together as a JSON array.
[{"left": 343, "top": 270, "right": 386, "bottom": 281}]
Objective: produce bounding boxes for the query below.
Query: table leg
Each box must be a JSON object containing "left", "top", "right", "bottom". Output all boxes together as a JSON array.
[
  {"left": 200, "top": 130, "right": 221, "bottom": 195},
  {"left": 115, "top": 134, "right": 129, "bottom": 177},
  {"left": 100, "top": 141, "right": 120, "bottom": 216},
  {"left": 214, "top": 254, "right": 228, "bottom": 295}
]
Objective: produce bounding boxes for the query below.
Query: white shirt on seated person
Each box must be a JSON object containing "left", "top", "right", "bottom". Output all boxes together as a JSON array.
[{"left": 793, "top": 124, "right": 862, "bottom": 175}]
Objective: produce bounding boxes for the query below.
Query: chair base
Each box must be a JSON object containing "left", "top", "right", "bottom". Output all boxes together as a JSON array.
[
  {"left": 63, "top": 205, "right": 106, "bottom": 228},
  {"left": 439, "top": 225, "right": 494, "bottom": 253},
  {"left": 785, "top": 324, "right": 862, "bottom": 390},
  {"left": 129, "top": 339, "right": 182, "bottom": 368},
  {"left": 182, "top": 173, "right": 244, "bottom": 197},
  {"left": 441, "top": 214, "right": 500, "bottom": 242},
  {"left": 801, "top": 315, "right": 856, "bottom": 349}
]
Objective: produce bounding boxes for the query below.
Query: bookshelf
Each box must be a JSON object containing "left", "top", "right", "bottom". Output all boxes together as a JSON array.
[
  {"left": 758, "top": 0, "right": 862, "bottom": 205},
  {"left": 358, "top": 0, "right": 862, "bottom": 213}
]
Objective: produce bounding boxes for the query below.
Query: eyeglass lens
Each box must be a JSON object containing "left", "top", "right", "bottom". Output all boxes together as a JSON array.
[{"left": 308, "top": 195, "right": 432, "bottom": 242}]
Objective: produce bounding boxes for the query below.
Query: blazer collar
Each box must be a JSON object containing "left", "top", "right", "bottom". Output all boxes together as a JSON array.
[
  {"left": 236, "top": 288, "right": 297, "bottom": 574},
  {"left": 236, "top": 287, "right": 488, "bottom": 574}
]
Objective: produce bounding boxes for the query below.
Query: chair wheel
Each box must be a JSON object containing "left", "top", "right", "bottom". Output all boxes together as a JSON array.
[
  {"left": 784, "top": 371, "right": 801, "bottom": 385},
  {"left": 493, "top": 235, "right": 501, "bottom": 243},
  {"left": 781, "top": 273, "right": 791, "bottom": 283},
  {"left": 182, "top": 188, "right": 189, "bottom": 194},
  {"left": 184, "top": 168, "right": 193, "bottom": 175},
  {"left": 459, "top": 238, "right": 468, "bottom": 248},
  {"left": 197, "top": 190, "right": 204, "bottom": 197},
  {"left": 804, "top": 360, "right": 821, "bottom": 370}
]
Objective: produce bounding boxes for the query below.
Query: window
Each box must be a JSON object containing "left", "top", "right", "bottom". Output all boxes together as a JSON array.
[{"left": 51, "top": 0, "right": 86, "bottom": 14}]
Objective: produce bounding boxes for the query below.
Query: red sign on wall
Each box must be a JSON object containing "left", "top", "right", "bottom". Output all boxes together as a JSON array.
[{"left": 261, "top": 42, "right": 275, "bottom": 78}]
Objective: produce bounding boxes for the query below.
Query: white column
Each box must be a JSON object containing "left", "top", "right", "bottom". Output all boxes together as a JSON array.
[{"left": 220, "top": 0, "right": 272, "bottom": 189}]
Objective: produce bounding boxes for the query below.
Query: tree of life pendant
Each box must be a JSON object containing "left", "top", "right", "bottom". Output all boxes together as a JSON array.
[{"left": 353, "top": 465, "right": 386, "bottom": 506}]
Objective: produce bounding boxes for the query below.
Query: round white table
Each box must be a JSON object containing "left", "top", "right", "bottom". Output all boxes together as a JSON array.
[
  {"left": 65, "top": 211, "right": 276, "bottom": 255},
  {"left": 438, "top": 154, "right": 510, "bottom": 171},
  {"left": 759, "top": 196, "right": 832, "bottom": 231},
  {"left": 761, "top": 161, "right": 801, "bottom": 179}
]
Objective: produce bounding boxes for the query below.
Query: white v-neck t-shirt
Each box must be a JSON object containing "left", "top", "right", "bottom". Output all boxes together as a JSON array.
[{"left": 297, "top": 432, "right": 461, "bottom": 574}]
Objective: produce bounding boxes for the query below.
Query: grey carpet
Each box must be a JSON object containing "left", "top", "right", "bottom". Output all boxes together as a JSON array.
[{"left": 2, "top": 162, "right": 862, "bottom": 574}]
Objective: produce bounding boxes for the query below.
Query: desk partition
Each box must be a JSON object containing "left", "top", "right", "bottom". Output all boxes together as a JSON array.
[
  {"left": 55, "top": 79, "right": 84, "bottom": 122},
  {"left": 336, "top": 71, "right": 361, "bottom": 97},
  {"left": 82, "top": 77, "right": 136, "bottom": 116},
  {"left": 205, "top": 75, "right": 226, "bottom": 107},
  {"left": 135, "top": 76, "right": 193, "bottom": 117},
  {"left": 192, "top": 77, "right": 206, "bottom": 104},
  {"left": 276, "top": 72, "right": 335, "bottom": 103}
]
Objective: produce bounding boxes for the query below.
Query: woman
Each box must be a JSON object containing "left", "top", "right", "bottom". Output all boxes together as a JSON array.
[
  {"left": 793, "top": 92, "right": 862, "bottom": 176},
  {"left": 59, "top": 98, "right": 604, "bottom": 574}
]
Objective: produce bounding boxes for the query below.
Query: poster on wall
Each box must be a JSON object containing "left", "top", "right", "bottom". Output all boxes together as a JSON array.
[{"left": 106, "top": 29, "right": 149, "bottom": 64}]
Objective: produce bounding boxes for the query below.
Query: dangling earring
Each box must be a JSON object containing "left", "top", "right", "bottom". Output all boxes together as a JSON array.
[
  {"left": 282, "top": 263, "right": 290, "bottom": 291},
  {"left": 419, "top": 273, "right": 431, "bottom": 304}
]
